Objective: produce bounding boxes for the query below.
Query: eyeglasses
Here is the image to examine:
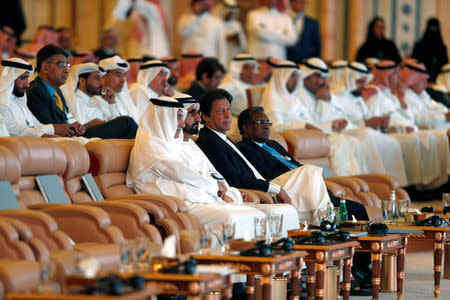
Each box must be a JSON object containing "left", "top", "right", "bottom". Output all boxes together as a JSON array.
[
  {"left": 48, "top": 61, "right": 71, "bottom": 69},
  {"left": 254, "top": 120, "right": 272, "bottom": 126}
]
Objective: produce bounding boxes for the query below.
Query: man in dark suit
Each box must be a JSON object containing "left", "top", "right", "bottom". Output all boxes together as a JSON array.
[
  {"left": 26, "top": 45, "right": 85, "bottom": 137},
  {"left": 187, "top": 57, "right": 225, "bottom": 101},
  {"left": 236, "top": 106, "right": 373, "bottom": 295},
  {"left": 27, "top": 44, "right": 136, "bottom": 139},
  {"left": 196, "top": 89, "right": 292, "bottom": 204},
  {"left": 286, "top": 0, "right": 321, "bottom": 64}
]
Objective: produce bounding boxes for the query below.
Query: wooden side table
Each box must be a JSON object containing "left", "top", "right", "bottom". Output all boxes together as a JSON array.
[
  {"left": 191, "top": 251, "right": 306, "bottom": 300},
  {"left": 353, "top": 234, "right": 408, "bottom": 300},
  {"left": 288, "top": 230, "right": 358, "bottom": 300},
  {"left": 388, "top": 225, "right": 450, "bottom": 298}
]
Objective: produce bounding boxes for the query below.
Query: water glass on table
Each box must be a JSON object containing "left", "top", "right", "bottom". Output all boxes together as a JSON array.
[
  {"left": 222, "top": 222, "right": 236, "bottom": 252},
  {"left": 254, "top": 216, "right": 267, "bottom": 241},
  {"left": 382, "top": 200, "right": 395, "bottom": 223},
  {"left": 269, "top": 213, "right": 283, "bottom": 241},
  {"left": 396, "top": 199, "right": 409, "bottom": 223}
]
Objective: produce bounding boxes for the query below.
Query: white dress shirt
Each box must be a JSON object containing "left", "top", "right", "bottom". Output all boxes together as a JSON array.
[{"left": 72, "top": 89, "right": 107, "bottom": 124}]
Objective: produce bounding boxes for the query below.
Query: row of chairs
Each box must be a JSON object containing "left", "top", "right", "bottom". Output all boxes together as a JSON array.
[{"left": 0, "top": 131, "right": 409, "bottom": 296}]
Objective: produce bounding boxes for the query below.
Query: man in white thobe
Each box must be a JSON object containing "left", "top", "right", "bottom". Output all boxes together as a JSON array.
[
  {"left": 214, "top": 0, "right": 247, "bottom": 65},
  {"left": 93, "top": 56, "right": 142, "bottom": 123},
  {"left": 174, "top": 93, "right": 299, "bottom": 234},
  {"left": 129, "top": 60, "right": 174, "bottom": 113},
  {"left": 0, "top": 58, "right": 73, "bottom": 137},
  {"left": 178, "top": 0, "right": 227, "bottom": 65},
  {"left": 328, "top": 59, "right": 348, "bottom": 92},
  {"left": 126, "top": 95, "right": 269, "bottom": 239},
  {"left": 400, "top": 61, "right": 450, "bottom": 130},
  {"left": 112, "top": 0, "right": 170, "bottom": 58},
  {"left": 332, "top": 61, "right": 408, "bottom": 186},
  {"left": 246, "top": 0, "right": 297, "bottom": 60}
]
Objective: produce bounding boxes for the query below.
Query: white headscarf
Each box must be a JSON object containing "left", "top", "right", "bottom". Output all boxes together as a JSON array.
[
  {"left": 328, "top": 59, "right": 348, "bottom": 90},
  {"left": 60, "top": 63, "right": 106, "bottom": 114},
  {"left": 299, "top": 57, "right": 330, "bottom": 79},
  {"left": 129, "top": 60, "right": 170, "bottom": 97},
  {"left": 127, "top": 96, "right": 186, "bottom": 184},
  {"left": 261, "top": 60, "right": 313, "bottom": 131},
  {"left": 332, "top": 61, "right": 373, "bottom": 95},
  {"left": 433, "top": 63, "right": 450, "bottom": 93},
  {"left": 98, "top": 55, "right": 141, "bottom": 122},
  {"left": 0, "top": 58, "right": 34, "bottom": 109}
]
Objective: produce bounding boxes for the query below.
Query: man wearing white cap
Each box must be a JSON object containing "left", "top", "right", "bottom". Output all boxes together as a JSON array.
[
  {"left": 219, "top": 54, "right": 257, "bottom": 117},
  {"left": 95, "top": 56, "right": 141, "bottom": 123},
  {"left": 129, "top": 60, "right": 173, "bottom": 113},
  {"left": 127, "top": 95, "right": 269, "bottom": 240},
  {"left": 246, "top": 0, "right": 296, "bottom": 60},
  {"left": 69, "top": 62, "right": 138, "bottom": 139},
  {"left": 178, "top": 0, "right": 227, "bottom": 65}
]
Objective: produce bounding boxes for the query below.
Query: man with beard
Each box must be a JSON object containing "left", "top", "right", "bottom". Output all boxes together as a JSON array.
[
  {"left": 0, "top": 58, "right": 61, "bottom": 137},
  {"left": 94, "top": 56, "right": 141, "bottom": 124},
  {"left": 69, "top": 63, "right": 137, "bottom": 139},
  {"left": 160, "top": 56, "right": 181, "bottom": 94},
  {"left": 187, "top": 57, "right": 225, "bottom": 101}
]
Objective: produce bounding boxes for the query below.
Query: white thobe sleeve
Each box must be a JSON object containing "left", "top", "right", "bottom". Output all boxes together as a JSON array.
[
  {"left": 414, "top": 100, "right": 447, "bottom": 127},
  {"left": 94, "top": 97, "right": 121, "bottom": 121},
  {"left": 0, "top": 108, "right": 54, "bottom": 137},
  {"left": 152, "top": 159, "right": 219, "bottom": 197},
  {"left": 130, "top": 89, "right": 151, "bottom": 114},
  {"left": 178, "top": 14, "right": 203, "bottom": 38},
  {"left": 246, "top": 13, "right": 296, "bottom": 46}
]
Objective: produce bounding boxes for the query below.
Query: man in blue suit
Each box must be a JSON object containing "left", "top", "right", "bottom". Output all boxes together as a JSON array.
[{"left": 287, "top": 0, "right": 321, "bottom": 63}]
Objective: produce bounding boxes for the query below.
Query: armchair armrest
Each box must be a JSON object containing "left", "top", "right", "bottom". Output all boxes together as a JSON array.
[
  {"left": 72, "top": 243, "right": 120, "bottom": 273},
  {"left": 0, "top": 210, "right": 72, "bottom": 251},
  {"left": 237, "top": 189, "right": 259, "bottom": 203},
  {"left": 324, "top": 180, "right": 346, "bottom": 198},
  {"left": 38, "top": 205, "right": 125, "bottom": 244},
  {"left": 0, "top": 260, "right": 40, "bottom": 293}
]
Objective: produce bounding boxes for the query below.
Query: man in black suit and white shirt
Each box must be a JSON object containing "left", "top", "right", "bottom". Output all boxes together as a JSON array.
[{"left": 196, "top": 89, "right": 332, "bottom": 222}]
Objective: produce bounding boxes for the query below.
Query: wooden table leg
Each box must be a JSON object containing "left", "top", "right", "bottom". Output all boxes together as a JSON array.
[
  {"left": 342, "top": 258, "right": 352, "bottom": 300},
  {"left": 290, "top": 269, "right": 301, "bottom": 300},
  {"left": 371, "top": 251, "right": 382, "bottom": 300},
  {"left": 433, "top": 233, "right": 445, "bottom": 298},
  {"left": 247, "top": 275, "right": 256, "bottom": 300},
  {"left": 396, "top": 246, "right": 406, "bottom": 300},
  {"left": 306, "top": 261, "right": 315, "bottom": 300},
  {"left": 333, "top": 259, "right": 341, "bottom": 300},
  {"left": 315, "top": 262, "right": 326, "bottom": 300},
  {"left": 221, "top": 286, "right": 232, "bottom": 300},
  {"left": 262, "top": 275, "right": 272, "bottom": 300}
]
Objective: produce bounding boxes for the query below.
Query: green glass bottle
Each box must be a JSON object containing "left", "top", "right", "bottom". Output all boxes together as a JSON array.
[{"left": 339, "top": 199, "right": 348, "bottom": 221}]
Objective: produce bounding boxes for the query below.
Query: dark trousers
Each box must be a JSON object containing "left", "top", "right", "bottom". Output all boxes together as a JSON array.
[
  {"left": 330, "top": 194, "right": 371, "bottom": 274},
  {"left": 83, "top": 116, "right": 137, "bottom": 139}
]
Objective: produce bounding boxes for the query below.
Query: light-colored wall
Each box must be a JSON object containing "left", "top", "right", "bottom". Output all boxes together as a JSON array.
[{"left": 19, "top": 0, "right": 449, "bottom": 61}]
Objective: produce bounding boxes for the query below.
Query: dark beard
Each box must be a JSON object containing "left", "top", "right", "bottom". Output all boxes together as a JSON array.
[
  {"left": 183, "top": 123, "right": 199, "bottom": 135},
  {"left": 12, "top": 86, "right": 25, "bottom": 97}
]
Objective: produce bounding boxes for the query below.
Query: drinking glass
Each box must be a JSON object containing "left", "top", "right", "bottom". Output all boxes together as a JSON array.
[
  {"left": 222, "top": 222, "right": 236, "bottom": 252},
  {"left": 381, "top": 200, "right": 395, "bottom": 223},
  {"left": 254, "top": 216, "right": 267, "bottom": 241},
  {"left": 397, "top": 199, "right": 409, "bottom": 223},
  {"left": 37, "top": 258, "right": 60, "bottom": 294},
  {"left": 268, "top": 213, "right": 283, "bottom": 240},
  {"left": 119, "top": 240, "right": 135, "bottom": 273},
  {"left": 443, "top": 193, "right": 450, "bottom": 215},
  {"left": 333, "top": 207, "right": 340, "bottom": 223},
  {"left": 134, "top": 237, "right": 150, "bottom": 272}
]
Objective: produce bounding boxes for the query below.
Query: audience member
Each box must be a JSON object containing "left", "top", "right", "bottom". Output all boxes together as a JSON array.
[
  {"left": 160, "top": 56, "right": 181, "bottom": 93},
  {"left": 196, "top": 89, "right": 332, "bottom": 223},
  {"left": 356, "top": 17, "right": 401, "bottom": 64},
  {"left": 219, "top": 54, "right": 257, "bottom": 116},
  {"left": 187, "top": 57, "right": 225, "bottom": 101},
  {"left": 56, "top": 27, "right": 75, "bottom": 59},
  {"left": 427, "top": 63, "right": 450, "bottom": 107},
  {"left": 177, "top": 52, "right": 203, "bottom": 91},
  {"left": 0, "top": 58, "right": 55, "bottom": 137},
  {"left": 328, "top": 59, "right": 348, "bottom": 92},
  {"left": 178, "top": 0, "right": 227, "bottom": 65},
  {"left": 246, "top": 0, "right": 296, "bottom": 60},
  {"left": 1, "top": 26, "right": 16, "bottom": 60},
  {"left": 412, "top": 18, "right": 448, "bottom": 82},
  {"left": 287, "top": 0, "right": 321, "bottom": 63},
  {"left": 129, "top": 60, "right": 173, "bottom": 113},
  {"left": 93, "top": 29, "right": 119, "bottom": 60}
]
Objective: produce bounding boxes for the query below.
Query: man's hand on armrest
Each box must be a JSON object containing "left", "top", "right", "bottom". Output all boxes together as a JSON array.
[
  {"left": 217, "top": 181, "right": 227, "bottom": 201},
  {"left": 276, "top": 188, "right": 292, "bottom": 204},
  {"left": 52, "top": 124, "right": 76, "bottom": 137}
]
